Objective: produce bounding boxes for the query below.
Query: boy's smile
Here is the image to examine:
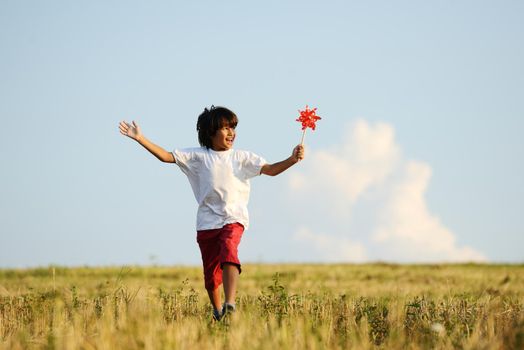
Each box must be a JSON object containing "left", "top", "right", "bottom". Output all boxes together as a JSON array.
[{"left": 211, "top": 125, "right": 236, "bottom": 151}]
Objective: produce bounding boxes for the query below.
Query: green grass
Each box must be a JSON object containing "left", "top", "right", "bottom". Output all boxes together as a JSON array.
[{"left": 0, "top": 263, "right": 523, "bottom": 349}]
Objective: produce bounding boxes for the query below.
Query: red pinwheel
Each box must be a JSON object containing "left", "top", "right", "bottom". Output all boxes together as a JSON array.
[{"left": 296, "top": 105, "right": 321, "bottom": 145}]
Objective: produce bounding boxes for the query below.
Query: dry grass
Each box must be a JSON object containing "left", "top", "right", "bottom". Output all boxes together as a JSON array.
[{"left": 0, "top": 263, "right": 523, "bottom": 349}]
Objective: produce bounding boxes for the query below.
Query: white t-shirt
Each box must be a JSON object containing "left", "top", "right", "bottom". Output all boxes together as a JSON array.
[{"left": 172, "top": 147, "right": 267, "bottom": 231}]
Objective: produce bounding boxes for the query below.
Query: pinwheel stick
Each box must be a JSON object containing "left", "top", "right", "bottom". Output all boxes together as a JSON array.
[{"left": 300, "top": 128, "right": 307, "bottom": 146}]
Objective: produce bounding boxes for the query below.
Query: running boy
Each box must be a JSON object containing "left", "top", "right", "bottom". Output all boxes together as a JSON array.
[{"left": 118, "top": 106, "right": 304, "bottom": 320}]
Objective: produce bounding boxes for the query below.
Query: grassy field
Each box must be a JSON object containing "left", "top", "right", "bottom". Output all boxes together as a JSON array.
[{"left": 0, "top": 263, "right": 523, "bottom": 349}]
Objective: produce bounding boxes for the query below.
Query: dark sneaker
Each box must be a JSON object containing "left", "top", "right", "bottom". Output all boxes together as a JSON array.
[
  {"left": 212, "top": 309, "right": 222, "bottom": 321},
  {"left": 221, "top": 303, "right": 236, "bottom": 320}
]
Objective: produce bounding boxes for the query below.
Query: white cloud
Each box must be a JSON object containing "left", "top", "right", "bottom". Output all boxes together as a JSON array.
[
  {"left": 290, "top": 120, "right": 399, "bottom": 207},
  {"left": 286, "top": 119, "right": 486, "bottom": 263},
  {"left": 372, "top": 161, "right": 486, "bottom": 262}
]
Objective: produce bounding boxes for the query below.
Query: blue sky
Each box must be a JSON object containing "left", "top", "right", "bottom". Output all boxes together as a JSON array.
[{"left": 1, "top": 0, "right": 523, "bottom": 267}]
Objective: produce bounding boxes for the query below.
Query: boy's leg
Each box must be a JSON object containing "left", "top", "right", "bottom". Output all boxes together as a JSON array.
[
  {"left": 197, "top": 228, "right": 223, "bottom": 315},
  {"left": 218, "top": 223, "right": 244, "bottom": 307},
  {"left": 207, "top": 287, "right": 222, "bottom": 311},
  {"left": 222, "top": 263, "right": 239, "bottom": 305}
]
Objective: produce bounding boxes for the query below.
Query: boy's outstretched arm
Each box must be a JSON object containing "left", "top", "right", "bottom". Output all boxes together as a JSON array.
[
  {"left": 260, "top": 145, "right": 304, "bottom": 176},
  {"left": 119, "top": 120, "right": 175, "bottom": 163}
]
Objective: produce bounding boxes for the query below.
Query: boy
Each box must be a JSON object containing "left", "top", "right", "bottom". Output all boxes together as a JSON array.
[{"left": 119, "top": 106, "right": 304, "bottom": 320}]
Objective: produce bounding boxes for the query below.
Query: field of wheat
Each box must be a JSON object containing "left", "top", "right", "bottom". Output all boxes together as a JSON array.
[{"left": 0, "top": 263, "right": 523, "bottom": 349}]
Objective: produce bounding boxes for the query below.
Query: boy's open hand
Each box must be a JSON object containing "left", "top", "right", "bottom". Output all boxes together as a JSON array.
[
  {"left": 119, "top": 120, "right": 142, "bottom": 142},
  {"left": 292, "top": 145, "right": 305, "bottom": 162}
]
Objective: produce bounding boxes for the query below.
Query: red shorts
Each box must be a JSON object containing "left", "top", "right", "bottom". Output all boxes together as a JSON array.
[{"left": 196, "top": 223, "right": 244, "bottom": 291}]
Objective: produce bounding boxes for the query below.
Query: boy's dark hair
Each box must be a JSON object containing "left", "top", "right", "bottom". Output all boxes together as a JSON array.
[{"left": 197, "top": 106, "right": 238, "bottom": 149}]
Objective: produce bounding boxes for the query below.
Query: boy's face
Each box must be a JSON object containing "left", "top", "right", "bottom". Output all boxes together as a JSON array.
[{"left": 211, "top": 121, "right": 236, "bottom": 151}]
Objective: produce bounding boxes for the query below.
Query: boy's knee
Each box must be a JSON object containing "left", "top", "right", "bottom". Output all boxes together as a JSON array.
[
  {"left": 221, "top": 262, "right": 241, "bottom": 274},
  {"left": 205, "top": 279, "right": 222, "bottom": 291}
]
